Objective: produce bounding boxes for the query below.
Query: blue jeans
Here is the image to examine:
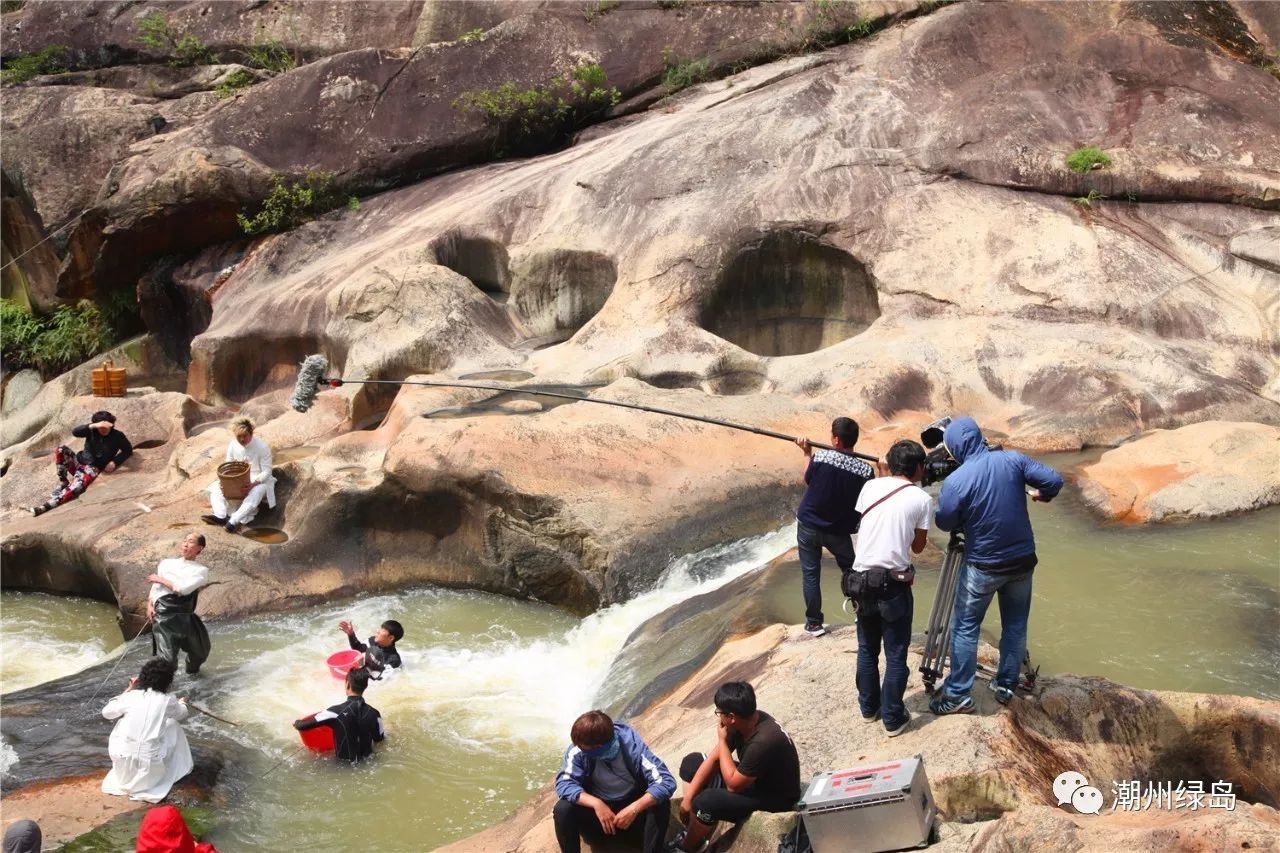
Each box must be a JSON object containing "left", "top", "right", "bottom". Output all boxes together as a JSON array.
[
  {"left": 856, "top": 581, "right": 913, "bottom": 727},
  {"left": 796, "top": 522, "right": 854, "bottom": 625},
  {"left": 941, "top": 562, "right": 1034, "bottom": 698}
]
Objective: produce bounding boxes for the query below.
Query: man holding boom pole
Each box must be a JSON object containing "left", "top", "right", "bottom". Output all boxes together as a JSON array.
[{"left": 794, "top": 417, "right": 875, "bottom": 637}]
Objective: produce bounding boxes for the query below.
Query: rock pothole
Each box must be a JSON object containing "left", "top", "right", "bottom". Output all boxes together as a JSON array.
[
  {"left": 509, "top": 249, "right": 616, "bottom": 341},
  {"left": 432, "top": 232, "right": 511, "bottom": 302},
  {"left": 699, "top": 230, "right": 880, "bottom": 357}
]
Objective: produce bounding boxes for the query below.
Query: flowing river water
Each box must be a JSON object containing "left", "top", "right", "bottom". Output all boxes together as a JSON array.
[{"left": 1, "top": 453, "right": 1277, "bottom": 849}]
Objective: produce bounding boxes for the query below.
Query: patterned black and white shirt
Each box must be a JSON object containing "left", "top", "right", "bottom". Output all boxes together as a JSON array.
[{"left": 797, "top": 449, "right": 875, "bottom": 535}]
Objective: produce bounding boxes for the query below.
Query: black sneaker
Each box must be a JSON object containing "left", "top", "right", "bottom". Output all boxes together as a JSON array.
[
  {"left": 929, "top": 694, "right": 976, "bottom": 715},
  {"left": 886, "top": 710, "right": 911, "bottom": 737},
  {"left": 861, "top": 709, "right": 881, "bottom": 723},
  {"left": 225, "top": 521, "right": 241, "bottom": 534},
  {"left": 202, "top": 514, "right": 226, "bottom": 526},
  {"left": 803, "top": 623, "right": 827, "bottom": 637}
]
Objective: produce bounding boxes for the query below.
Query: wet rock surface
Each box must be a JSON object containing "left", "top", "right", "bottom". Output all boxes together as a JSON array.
[{"left": 1077, "top": 421, "right": 1280, "bottom": 522}]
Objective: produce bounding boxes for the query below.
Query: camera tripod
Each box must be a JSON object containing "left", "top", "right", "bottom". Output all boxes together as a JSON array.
[{"left": 919, "top": 530, "right": 1039, "bottom": 695}]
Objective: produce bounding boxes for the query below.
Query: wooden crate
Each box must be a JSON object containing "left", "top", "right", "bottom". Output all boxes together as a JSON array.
[{"left": 91, "top": 360, "right": 127, "bottom": 397}]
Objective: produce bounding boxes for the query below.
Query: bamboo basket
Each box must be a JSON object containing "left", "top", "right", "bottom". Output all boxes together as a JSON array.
[
  {"left": 91, "top": 360, "right": 127, "bottom": 397},
  {"left": 217, "top": 460, "right": 251, "bottom": 500}
]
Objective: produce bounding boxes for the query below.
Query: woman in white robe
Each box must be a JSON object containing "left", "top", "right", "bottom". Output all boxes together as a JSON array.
[{"left": 101, "top": 656, "right": 193, "bottom": 803}]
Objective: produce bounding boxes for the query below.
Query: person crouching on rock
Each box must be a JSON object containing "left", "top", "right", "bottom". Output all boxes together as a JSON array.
[
  {"left": 101, "top": 657, "right": 193, "bottom": 803},
  {"left": 671, "top": 682, "right": 801, "bottom": 853},
  {"left": 293, "top": 667, "right": 385, "bottom": 763},
  {"left": 149, "top": 533, "right": 212, "bottom": 675},
  {"left": 204, "top": 416, "right": 275, "bottom": 534},
  {"left": 553, "top": 710, "right": 676, "bottom": 853},
  {"left": 338, "top": 618, "right": 403, "bottom": 679}
]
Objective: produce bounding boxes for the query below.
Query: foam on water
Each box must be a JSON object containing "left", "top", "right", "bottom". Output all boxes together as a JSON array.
[
  {"left": 201, "top": 526, "right": 796, "bottom": 850},
  {"left": 214, "top": 524, "right": 796, "bottom": 750},
  {"left": 0, "top": 591, "right": 121, "bottom": 693}
]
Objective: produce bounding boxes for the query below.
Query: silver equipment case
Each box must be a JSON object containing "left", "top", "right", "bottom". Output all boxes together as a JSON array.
[{"left": 798, "top": 754, "right": 937, "bottom": 852}]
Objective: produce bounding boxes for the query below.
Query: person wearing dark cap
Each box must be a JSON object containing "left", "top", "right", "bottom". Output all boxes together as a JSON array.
[
  {"left": 74, "top": 410, "right": 133, "bottom": 472},
  {"left": 29, "top": 411, "right": 132, "bottom": 516},
  {"left": 2, "top": 819, "right": 42, "bottom": 853}
]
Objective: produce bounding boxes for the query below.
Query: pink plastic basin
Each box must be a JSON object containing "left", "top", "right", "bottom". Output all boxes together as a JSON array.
[{"left": 326, "top": 649, "right": 364, "bottom": 680}]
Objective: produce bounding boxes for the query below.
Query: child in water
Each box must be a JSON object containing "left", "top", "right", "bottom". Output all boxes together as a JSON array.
[{"left": 337, "top": 618, "right": 404, "bottom": 679}]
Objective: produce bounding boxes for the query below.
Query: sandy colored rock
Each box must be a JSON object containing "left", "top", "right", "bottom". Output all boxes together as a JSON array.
[
  {"left": 0, "top": 775, "right": 149, "bottom": 848},
  {"left": 451, "top": 612, "right": 1280, "bottom": 852},
  {"left": 1077, "top": 421, "right": 1280, "bottom": 522}
]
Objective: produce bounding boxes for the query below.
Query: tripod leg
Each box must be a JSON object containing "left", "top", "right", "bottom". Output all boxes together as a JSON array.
[{"left": 920, "top": 541, "right": 964, "bottom": 693}]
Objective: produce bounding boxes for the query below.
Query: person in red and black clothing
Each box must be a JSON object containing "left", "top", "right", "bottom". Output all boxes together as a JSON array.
[
  {"left": 794, "top": 417, "right": 874, "bottom": 636},
  {"left": 30, "top": 410, "right": 132, "bottom": 516}
]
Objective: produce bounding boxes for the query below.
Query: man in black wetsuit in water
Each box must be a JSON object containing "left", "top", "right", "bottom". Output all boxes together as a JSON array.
[
  {"left": 293, "top": 668, "right": 385, "bottom": 763},
  {"left": 338, "top": 618, "right": 404, "bottom": 679}
]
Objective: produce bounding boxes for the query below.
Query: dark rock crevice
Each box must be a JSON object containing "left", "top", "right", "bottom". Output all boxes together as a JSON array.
[{"left": 698, "top": 228, "right": 881, "bottom": 358}]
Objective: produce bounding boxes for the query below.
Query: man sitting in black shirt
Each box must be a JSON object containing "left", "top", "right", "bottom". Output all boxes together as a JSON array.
[
  {"left": 293, "top": 668, "right": 385, "bottom": 763},
  {"left": 671, "top": 682, "right": 801, "bottom": 852},
  {"left": 338, "top": 618, "right": 403, "bottom": 678}
]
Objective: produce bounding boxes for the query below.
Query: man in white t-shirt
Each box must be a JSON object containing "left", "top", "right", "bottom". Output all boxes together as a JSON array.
[{"left": 850, "top": 439, "right": 931, "bottom": 737}]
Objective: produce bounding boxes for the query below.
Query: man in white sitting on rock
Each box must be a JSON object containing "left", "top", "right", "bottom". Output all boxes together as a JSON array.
[{"left": 204, "top": 416, "right": 275, "bottom": 534}]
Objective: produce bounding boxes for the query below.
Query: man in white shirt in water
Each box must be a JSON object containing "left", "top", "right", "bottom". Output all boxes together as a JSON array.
[
  {"left": 147, "top": 533, "right": 212, "bottom": 674},
  {"left": 849, "top": 439, "right": 932, "bottom": 737}
]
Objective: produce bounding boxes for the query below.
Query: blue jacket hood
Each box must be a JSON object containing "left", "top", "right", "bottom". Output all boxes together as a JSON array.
[{"left": 943, "top": 417, "right": 987, "bottom": 463}]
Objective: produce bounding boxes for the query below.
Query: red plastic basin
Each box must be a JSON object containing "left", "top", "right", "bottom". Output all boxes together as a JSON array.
[
  {"left": 297, "top": 713, "right": 335, "bottom": 752},
  {"left": 326, "top": 649, "right": 364, "bottom": 680}
]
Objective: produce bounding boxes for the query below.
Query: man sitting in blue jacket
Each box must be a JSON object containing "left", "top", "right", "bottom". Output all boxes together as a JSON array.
[
  {"left": 929, "top": 417, "right": 1064, "bottom": 713},
  {"left": 554, "top": 710, "right": 676, "bottom": 853}
]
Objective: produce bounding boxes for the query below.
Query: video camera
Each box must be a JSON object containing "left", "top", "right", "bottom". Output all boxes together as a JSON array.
[{"left": 918, "top": 416, "right": 1002, "bottom": 487}]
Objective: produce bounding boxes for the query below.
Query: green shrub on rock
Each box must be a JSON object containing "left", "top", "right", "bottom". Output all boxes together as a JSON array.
[
  {"left": 215, "top": 68, "right": 257, "bottom": 98},
  {"left": 0, "top": 298, "right": 129, "bottom": 375},
  {"left": 453, "top": 62, "right": 621, "bottom": 154},
  {"left": 243, "top": 37, "right": 295, "bottom": 73},
  {"left": 136, "top": 11, "right": 217, "bottom": 67},
  {"left": 0, "top": 44, "right": 68, "bottom": 85},
  {"left": 237, "top": 172, "right": 358, "bottom": 236},
  {"left": 1066, "top": 146, "right": 1112, "bottom": 173}
]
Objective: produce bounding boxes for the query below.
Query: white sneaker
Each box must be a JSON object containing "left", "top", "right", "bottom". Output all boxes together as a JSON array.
[{"left": 804, "top": 623, "right": 827, "bottom": 637}]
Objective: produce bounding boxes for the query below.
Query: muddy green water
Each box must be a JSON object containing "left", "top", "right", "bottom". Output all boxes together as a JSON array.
[
  {"left": 2, "top": 455, "right": 1276, "bottom": 850},
  {"left": 776, "top": 452, "right": 1280, "bottom": 699}
]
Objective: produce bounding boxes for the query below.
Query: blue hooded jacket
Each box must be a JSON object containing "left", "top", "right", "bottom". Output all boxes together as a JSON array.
[
  {"left": 934, "top": 417, "right": 1064, "bottom": 566},
  {"left": 554, "top": 721, "right": 677, "bottom": 804}
]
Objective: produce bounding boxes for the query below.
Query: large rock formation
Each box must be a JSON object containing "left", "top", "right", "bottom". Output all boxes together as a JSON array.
[
  {"left": 4, "top": 0, "right": 1279, "bottom": 629},
  {"left": 1076, "top": 420, "right": 1280, "bottom": 522}
]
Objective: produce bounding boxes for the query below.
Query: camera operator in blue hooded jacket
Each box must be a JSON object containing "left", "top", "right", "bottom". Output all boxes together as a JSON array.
[
  {"left": 554, "top": 710, "right": 676, "bottom": 853},
  {"left": 929, "top": 417, "right": 1063, "bottom": 713}
]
